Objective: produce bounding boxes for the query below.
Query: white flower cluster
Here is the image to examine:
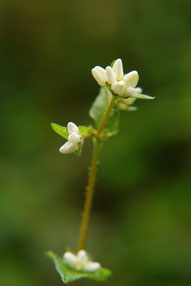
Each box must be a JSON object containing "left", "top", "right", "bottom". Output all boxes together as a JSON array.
[
  {"left": 91, "top": 58, "right": 153, "bottom": 101},
  {"left": 63, "top": 250, "right": 101, "bottom": 272},
  {"left": 59, "top": 122, "right": 82, "bottom": 154}
]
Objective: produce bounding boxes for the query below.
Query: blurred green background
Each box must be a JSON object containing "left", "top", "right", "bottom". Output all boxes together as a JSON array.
[{"left": 0, "top": 0, "right": 191, "bottom": 285}]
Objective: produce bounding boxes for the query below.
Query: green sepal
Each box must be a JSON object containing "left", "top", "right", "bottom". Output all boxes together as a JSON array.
[
  {"left": 110, "top": 59, "right": 116, "bottom": 68},
  {"left": 51, "top": 123, "right": 69, "bottom": 139},
  {"left": 47, "top": 251, "right": 112, "bottom": 284},
  {"left": 89, "top": 87, "right": 119, "bottom": 137},
  {"left": 75, "top": 140, "right": 84, "bottom": 157}
]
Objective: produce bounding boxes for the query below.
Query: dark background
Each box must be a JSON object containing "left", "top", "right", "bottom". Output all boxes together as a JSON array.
[{"left": 0, "top": 0, "right": 191, "bottom": 285}]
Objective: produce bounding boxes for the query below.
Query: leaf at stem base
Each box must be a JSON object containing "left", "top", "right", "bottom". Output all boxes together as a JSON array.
[{"left": 47, "top": 251, "right": 111, "bottom": 284}]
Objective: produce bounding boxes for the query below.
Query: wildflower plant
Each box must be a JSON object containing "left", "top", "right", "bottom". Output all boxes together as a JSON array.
[{"left": 47, "top": 59, "right": 154, "bottom": 284}]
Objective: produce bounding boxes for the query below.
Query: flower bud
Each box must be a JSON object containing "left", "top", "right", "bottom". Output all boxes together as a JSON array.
[
  {"left": 63, "top": 252, "right": 77, "bottom": 267},
  {"left": 91, "top": 66, "right": 107, "bottom": 86},
  {"left": 67, "top": 122, "right": 79, "bottom": 134},
  {"left": 106, "top": 66, "right": 116, "bottom": 84},
  {"left": 68, "top": 133, "right": 81, "bottom": 143},
  {"left": 123, "top": 70, "right": 139, "bottom": 88},
  {"left": 84, "top": 262, "right": 101, "bottom": 272},
  {"left": 113, "top": 58, "right": 124, "bottom": 80},
  {"left": 111, "top": 80, "right": 126, "bottom": 96},
  {"left": 59, "top": 141, "right": 77, "bottom": 154}
]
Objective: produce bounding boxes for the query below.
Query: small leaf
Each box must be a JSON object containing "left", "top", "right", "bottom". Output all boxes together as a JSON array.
[
  {"left": 78, "top": 126, "right": 91, "bottom": 136},
  {"left": 47, "top": 251, "right": 111, "bottom": 284},
  {"left": 51, "top": 123, "right": 69, "bottom": 139},
  {"left": 89, "top": 87, "right": 119, "bottom": 136}
]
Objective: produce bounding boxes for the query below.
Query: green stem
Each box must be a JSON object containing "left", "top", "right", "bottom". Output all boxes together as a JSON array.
[
  {"left": 97, "top": 95, "right": 116, "bottom": 135},
  {"left": 77, "top": 95, "right": 116, "bottom": 252},
  {"left": 77, "top": 137, "right": 100, "bottom": 250}
]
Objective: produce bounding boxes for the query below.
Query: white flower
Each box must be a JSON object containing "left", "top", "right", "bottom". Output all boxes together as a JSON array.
[
  {"left": 91, "top": 58, "right": 154, "bottom": 100},
  {"left": 59, "top": 122, "right": 82, "bottom": 154},
  {"left": 63, "top": 250, "right": 101, "bottom": 273}
]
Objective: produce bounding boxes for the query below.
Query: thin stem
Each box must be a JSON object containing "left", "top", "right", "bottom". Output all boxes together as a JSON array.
[
  {"left": 77, "top": 94, "right": 116, "bottom": 251},
  {"left": 77, "top": 137, "right": 100, "bottom": 250},
  {"left": 97, "top": 95, "right": 116, "bottom": 135}
]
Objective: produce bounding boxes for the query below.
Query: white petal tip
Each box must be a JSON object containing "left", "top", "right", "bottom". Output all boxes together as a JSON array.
[
  {"left": 63, "top": 252, "right": 78, "bottom": 267},
  {"left": 67, "top": 122, "right": 79, "bottom": 134},
  {"left": 78, "top": 250, "right": 87, "bottom": 258},
  {"left": 84, "top": 262, "right": 101, "bottom": 272},
  {"left": 91, "top": 66, "right": 107, "bottom": 86},
  {"left": 123, "top": 70, "right": 139, "bottom": 88},
  {"left": 113, "top": 59, "right": 124, "bottom": 80},
  {"left": 59, "top": 141, "right": 77, "bottom": 154},
  {"left": 115, "top": 58, "right": 122, "bottom": 64}
]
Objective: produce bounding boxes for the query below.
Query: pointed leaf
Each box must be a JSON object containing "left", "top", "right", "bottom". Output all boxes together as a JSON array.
[
  {"left": 47, "top": 251, "right": 111, "bottom": 284},
  {"left": 51, "top": 123, "right": 69, "bottom": 139},
  {"left": 131, "top": 94, "right": 155, "bottom": 100}
]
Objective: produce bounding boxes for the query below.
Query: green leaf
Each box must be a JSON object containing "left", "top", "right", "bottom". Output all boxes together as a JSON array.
[
  {"left": 78, "top": 126, "right": 91, "bottom": 136},
  {"left": 51, "top": 123, "right": 69, "bottom": 139},
  {"left": 47, "top": 251, "right": 111, "bottom": 284},
  {"left": 89, "top": 87, "right": 119, "bottom": 136}
]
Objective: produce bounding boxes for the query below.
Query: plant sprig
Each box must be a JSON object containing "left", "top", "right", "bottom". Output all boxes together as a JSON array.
[{"left": 48, "top": 58, "right": 154, "bottom": 284}]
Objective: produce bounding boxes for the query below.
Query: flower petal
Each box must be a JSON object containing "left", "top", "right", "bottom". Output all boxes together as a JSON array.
[
  {"left": 111, "top": 80, "right": 126, "bottom": 96},
  {"left": 77, "top": 250, "right": 88, "bottom": 264},
  {"left": 59, "top": 141, "right": 77, "bottom": 154},
  {"left": 67, "top": 122, "right": 79, "bottom": 134},
  {"left": 91, "top": 66, "right": 107, "bottom": 86},
  {"left": 122, "top": 97, "right": 136, "bottom": 105},
  {"left": 63, "top": 252, "right": 78, "bottom": 267},
  {"left": 123, "top": 70, "right": 139, "bottom": 88},
  {"left": 68, "top": 132, "right": 81, "bottom": 143},
  {"left": 113, "top": 58, "right": 124, "bottom": 80},
  {"left": 106, "top": 66, "right": 116, "bottom": 84},
  {"left": 83, "top": 262, "right": 101, "bottom": 272},
  {"left": 127, "top": 106, "right": 137, "bottom": 111},
  {"left": 124, "top": 87, "right": 137, "bottom": 97},
  {"left": 135, "top": 87, "right": 143, "bottom": 94}
]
